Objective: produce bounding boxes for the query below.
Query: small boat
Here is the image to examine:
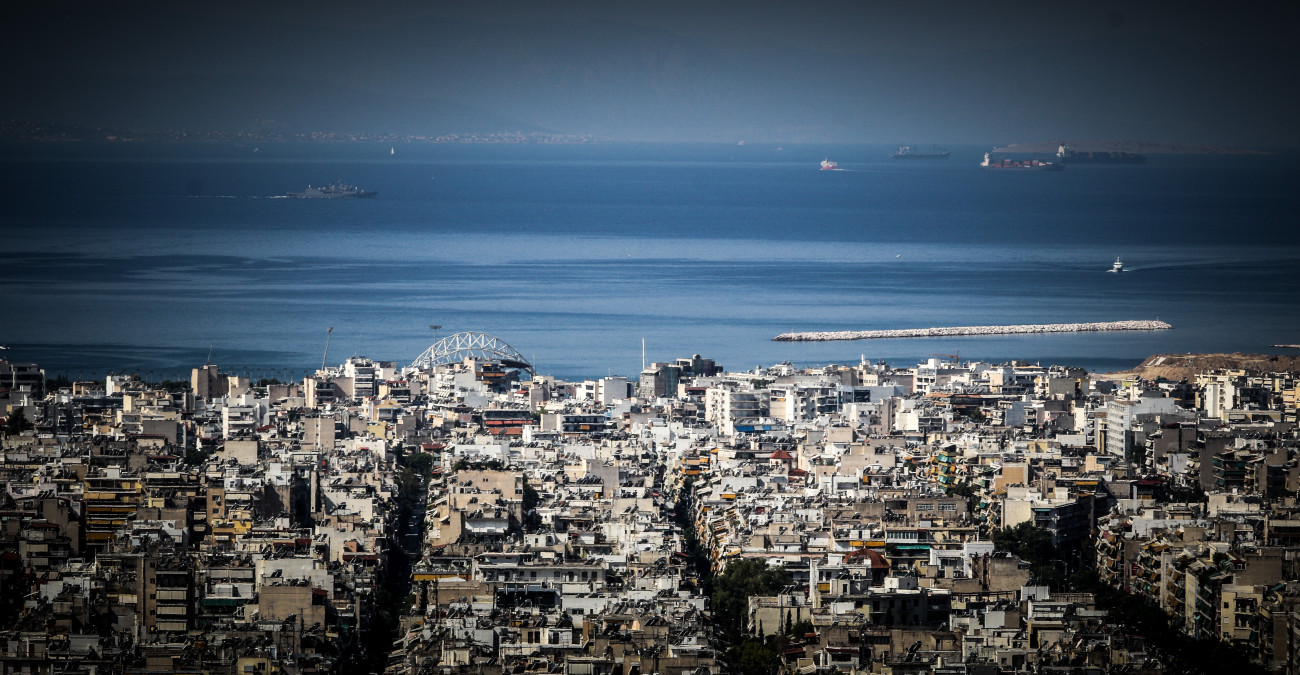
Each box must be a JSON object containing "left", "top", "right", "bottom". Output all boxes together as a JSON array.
[
  {"left": 820, "top": 159, "right": 839, "bottom": 170},
  {"left": 1109, "top": 257, "right": 1124, "bottom": 273}
]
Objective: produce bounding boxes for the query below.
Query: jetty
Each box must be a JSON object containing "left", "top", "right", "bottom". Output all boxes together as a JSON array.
[{"left": 773, "top": 320, "right": 1172, "bottom": 342}]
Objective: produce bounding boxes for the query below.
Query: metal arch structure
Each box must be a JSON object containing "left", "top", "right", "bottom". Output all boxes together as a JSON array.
[{"left": 408, "top": 331, "right": 535, "bottom": 375}]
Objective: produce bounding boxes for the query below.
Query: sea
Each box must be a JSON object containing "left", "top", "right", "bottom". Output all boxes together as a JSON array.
[{"left": 1, "top": 141, "right": 1298, "bottom": 383}]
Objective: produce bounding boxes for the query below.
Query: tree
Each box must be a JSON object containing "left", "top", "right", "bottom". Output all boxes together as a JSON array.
[
  {"left": 992, "top": 521, "right": 1056, "bottom": 562},
  {"left": 711, "top": 558, "right": 792, "bottom": 644},
  {"left": 732, "top": 639, "right": 779, "bottom": 675},
  {"left": 992, "top": 521, "right": 1063, "bottom": 588},
  {"left": 183, "top": 446, "right": 214, "bottom": 466},
  {"left": 156, "top": 379, "right": 191, "bottom": 393},
  {"left": 401, "top": 452, "right": 435, "bottom": 479},
  {"left": 945, "top": 482, "right": 977, "bottom": 498},
  {"left": 522, "top": 478, "right": 542, "bottom": 532},
  {"left": 5, "top": 409, "right": 32, "bottom": 435},
  {"left": 674, "top": 477, "right": 712, "bottom": 588}
]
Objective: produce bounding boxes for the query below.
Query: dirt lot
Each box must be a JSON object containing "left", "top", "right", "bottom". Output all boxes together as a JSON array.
[{"left": 1103, "top": 352, "right": 1300, "bottom": 381}]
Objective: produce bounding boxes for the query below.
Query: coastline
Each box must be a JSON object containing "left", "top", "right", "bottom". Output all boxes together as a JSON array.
[
  {"left": 991, "top": 140, "right": 1270, "bottom": 155},
  {"left": 773, "top": 320, "right": 1172, "bottom": 342}
]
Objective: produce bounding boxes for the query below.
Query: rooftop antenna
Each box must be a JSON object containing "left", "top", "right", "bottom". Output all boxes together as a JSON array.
[
  {"left": 321, "top": 327, "right": 334, "bottom": 370},
  {"left": 206, "top": 345, "right": 213, "bottom": 365},
  {"left": 641, "top": 338, "right": 646, "bottom": 372}
]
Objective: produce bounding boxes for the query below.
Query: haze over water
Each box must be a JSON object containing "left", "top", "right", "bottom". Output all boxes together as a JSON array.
[{"left": 2, "top": 142, "right": 1297, "bottom": 382}]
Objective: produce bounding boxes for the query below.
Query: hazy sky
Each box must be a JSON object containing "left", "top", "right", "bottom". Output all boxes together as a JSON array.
[{"left": 6, "top": 0, "right": 1298, "bottom": 144}]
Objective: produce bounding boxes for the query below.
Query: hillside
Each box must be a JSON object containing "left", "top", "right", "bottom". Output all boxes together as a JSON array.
[
  {"left": 991, "top": 140, "right": 1270, "bottom": 155},
  {"left": 1103, "top": 352, "right": 1300, "bottom": 381}
]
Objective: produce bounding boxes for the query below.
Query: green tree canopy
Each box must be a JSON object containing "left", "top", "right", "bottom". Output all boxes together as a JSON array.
[
  {"left": 401, "top": 452, "right": 435, "bottom": 478},
  {"left": 522, "top": 477, "right": 542, "bottom": 532},
  {"left": 733, "top": 639, "right": 779, "bottom": 675},
  {"left": 712, "top": 558, "right": 792, "bottom": 644},
  {"left": 992, "top": 521, "right": 1056, "bottom": 562},
  {"left": 992, "top": 521, "right": 1063, "bottom": 588},
  {"left": 5, "top": 409, "right": 32, "bottom": 435}
]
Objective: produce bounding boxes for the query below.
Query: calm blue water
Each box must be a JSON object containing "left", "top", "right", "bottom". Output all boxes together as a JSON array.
[{"left": 1, "top": 142, "right": 1298, "bottom": 382}]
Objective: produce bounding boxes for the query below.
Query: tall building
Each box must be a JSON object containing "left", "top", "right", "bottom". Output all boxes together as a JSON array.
[
  {"left": 638, "top": 363, "right": 682, "bottom": 400},
  {"left": 191, "top": 364, "right": 227, "bottom": 401},
  {"left": 0, "top": 360, "right": 45, "bottom": 400}
]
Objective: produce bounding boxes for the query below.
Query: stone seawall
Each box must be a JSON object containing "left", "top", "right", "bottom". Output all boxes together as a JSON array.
[{"left": 773, "top": 320, "right": 1172, "bottom": 342}]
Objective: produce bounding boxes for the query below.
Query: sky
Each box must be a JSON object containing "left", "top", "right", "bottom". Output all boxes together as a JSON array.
[{"left": 4, "top": 0, "right": 1298, "bottom": 145}]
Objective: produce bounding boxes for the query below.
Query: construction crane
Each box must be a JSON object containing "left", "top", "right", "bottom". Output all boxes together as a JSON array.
[
  {"left": 929, "top": 352, "right": 960, "bottom": 365},
  {"left": 321, "top": 327, "right": 334, "bottom": 370}
]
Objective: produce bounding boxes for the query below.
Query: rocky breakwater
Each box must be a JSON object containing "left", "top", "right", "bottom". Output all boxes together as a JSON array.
[{"left": 773, "top": 320, "right": 1172, "bottom": 342}]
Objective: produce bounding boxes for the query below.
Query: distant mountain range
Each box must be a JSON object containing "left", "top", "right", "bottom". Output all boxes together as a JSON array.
[
  {"left": 993, "top": 140, "right": 1270, "bottom": 155},
  {"left": 2, "top": 5, "right": 1295, "bottom": 145}
]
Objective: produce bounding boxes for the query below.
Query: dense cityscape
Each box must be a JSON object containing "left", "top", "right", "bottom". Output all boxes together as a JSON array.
[{"left": 1, "top": 335, "right": 1297, "bottom": 674}]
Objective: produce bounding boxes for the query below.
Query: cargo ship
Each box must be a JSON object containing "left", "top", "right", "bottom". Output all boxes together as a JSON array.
[
  {"left": 820, "top": 158, "right": 839, "bottom": 170},
  {"left": 287, "top": 182, "right": 378, "bottom": 198},
  {"left": 892, "top": 145, "right": 950, "bottom": 159},
  {"left": 1057, "top": 144, "right": 1146, "bottom": 164},
  {"left": 979, "top": 153, "right": 1064, "bottom": 171}
]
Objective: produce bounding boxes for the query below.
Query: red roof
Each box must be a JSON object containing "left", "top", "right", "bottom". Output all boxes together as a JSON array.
[
  {"left": 769, "top": 449, "right": 793, "bottom": 460},
  {"left": 843, "top": 549, "right": 888, "bottom": 567}
]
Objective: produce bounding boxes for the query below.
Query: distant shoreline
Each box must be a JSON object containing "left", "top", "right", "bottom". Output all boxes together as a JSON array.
[
  {"left": 992, "top": 140, "right": 1271, "bottom": 155},
  {"left": 773, "top": 320, "right": 1172, "bottom": 342},
  {"left": 0, "top": 121, "right": 604, "bottom": 144},
  {"left": 0, "top": 122, "right": 1282, "bottom": 151}
]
